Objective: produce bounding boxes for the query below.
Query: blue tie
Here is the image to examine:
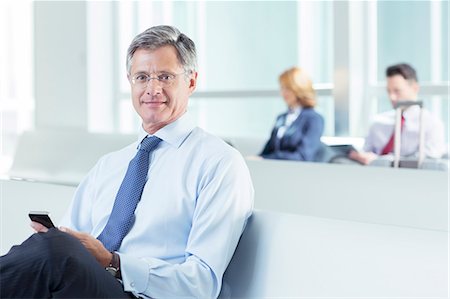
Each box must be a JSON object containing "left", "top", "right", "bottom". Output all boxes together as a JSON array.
[{"left": 97, "top": 136, "right": 162, "bottom": 251}]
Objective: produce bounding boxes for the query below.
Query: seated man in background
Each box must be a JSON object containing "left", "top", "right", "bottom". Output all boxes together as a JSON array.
[
  {"left": 349, "top": 63, "right": 446, "bottom": 165},
  {"left": 0, "top": 25, "right": 254, "bottom": 298},
  {"left": 260, "top": 67, "right": 325, "bottom": 161}
]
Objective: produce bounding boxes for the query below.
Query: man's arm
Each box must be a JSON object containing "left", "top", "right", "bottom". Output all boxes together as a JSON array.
[
  {"left": 122, "top": 151, "right": 252, "bottom": 298},
  {"left": 118, "top": 151, "right": 253, "bottom": 298},
  {"left": 424, "top": 116, "right": 446, "bottom": 158},
  {"left": 58, "top": 227, "right": 112, "bottom": 267},
  {"left": 348, "top": 150, "right": 378, "bottom": 165},
  {"left": 348, "top": 120, "right": 380, "bottom": 165}
]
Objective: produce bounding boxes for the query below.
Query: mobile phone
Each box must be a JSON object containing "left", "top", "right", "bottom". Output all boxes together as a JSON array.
[{"left": 29, "top": 211, "right": 55, "bottom": 228}]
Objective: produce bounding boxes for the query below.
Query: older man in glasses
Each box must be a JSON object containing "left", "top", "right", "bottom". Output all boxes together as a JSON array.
[{"left": 0, "top": 25, "right": 254, "bottom": 299}]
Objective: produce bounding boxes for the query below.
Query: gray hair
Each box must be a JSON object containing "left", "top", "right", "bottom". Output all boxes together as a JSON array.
[{"left": 126, "top": 25, "right": 197, "bottom": 74}]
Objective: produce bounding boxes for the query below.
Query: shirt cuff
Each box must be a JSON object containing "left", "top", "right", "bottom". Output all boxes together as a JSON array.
[{"left": 118, "top": 253, "right": 149, "bottom": 295}]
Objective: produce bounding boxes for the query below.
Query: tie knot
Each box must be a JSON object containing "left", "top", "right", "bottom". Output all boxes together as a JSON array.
[{"left": 139, "top": 136, "right": 162, "bottom": 153}]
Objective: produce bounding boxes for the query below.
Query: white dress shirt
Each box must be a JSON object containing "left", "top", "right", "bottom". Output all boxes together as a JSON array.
[
  {"left": 363, "top": 105, "right": 446, "bottom": 158},
  {"left": 60, "top": 113, "right": 254, "bottom": 298}
]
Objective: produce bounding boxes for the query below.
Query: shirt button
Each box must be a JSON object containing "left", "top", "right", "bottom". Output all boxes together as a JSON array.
[{"left": 131, "top": 282, "right": 135, "bottom": 287}]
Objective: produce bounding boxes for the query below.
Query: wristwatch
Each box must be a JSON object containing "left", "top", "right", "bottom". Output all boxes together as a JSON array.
[{"left": 105, "top": 251, "right": 122, "bottom": 279}]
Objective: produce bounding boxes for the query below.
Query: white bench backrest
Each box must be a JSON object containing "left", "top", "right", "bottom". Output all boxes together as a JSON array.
[
  {"left": 246, "top": 159, "right": 448, "bottom": 231},
  {"left": 221, "top": 209, "right": 448, "bottom": 297},
  {"left": 9, "top": 129, "right": 135, "bottom": 185}
]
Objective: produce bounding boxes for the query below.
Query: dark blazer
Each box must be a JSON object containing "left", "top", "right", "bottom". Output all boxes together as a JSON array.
[{"left": 260, "top": 108, "right": 324, "bottom": 161}]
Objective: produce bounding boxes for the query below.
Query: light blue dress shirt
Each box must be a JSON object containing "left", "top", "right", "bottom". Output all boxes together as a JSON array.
[{"left": 60, "top": 113, "right": 254, "bottom": 298}]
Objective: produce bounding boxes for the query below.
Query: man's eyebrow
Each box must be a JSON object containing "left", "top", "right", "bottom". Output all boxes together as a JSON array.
[
  {"left": 132, "top": 71, "right": 148, "bottom": 76},
  {"left": 133, "top": 70, "right": 176, "bottom": 75}
]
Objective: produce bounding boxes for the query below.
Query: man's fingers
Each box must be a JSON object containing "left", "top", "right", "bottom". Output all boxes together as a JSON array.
[
  {"left": 30, "top": 221, "right": 49, "bottom": 233},
  {"left": 59, "top": 226, "right": 80, "bottom": 237},
  {"left": 59, "top": 227, "right": 93, "bottom": 244},
  {"left": 59, "top": 227, "right": 108, "bottom": 260}
]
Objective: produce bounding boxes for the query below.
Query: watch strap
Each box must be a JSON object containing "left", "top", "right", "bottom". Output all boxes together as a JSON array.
[{"left": 106, "top": 251, "right": 121, "bottom": 279}]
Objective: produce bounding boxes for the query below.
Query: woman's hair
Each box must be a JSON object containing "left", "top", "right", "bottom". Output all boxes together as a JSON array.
[
  {"left": 126, "top": 25, "right": 197, "bottom": 74},
  {"left": 279, "top": 67, "right": 316, "bottom": 108}
]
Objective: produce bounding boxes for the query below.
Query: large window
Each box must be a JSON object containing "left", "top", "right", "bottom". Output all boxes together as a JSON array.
[
  {"left": 87, "top": 1, "right": 334, "bottom": 138},
  {"left": 372, "top": 1, "right": 449, "bottom": 139},
  {"left": 1, "top": 1, "right": 449, "bottom": 174},
  {"left": 87, "top": 1, "right": 447, "bottom": 142},
  {"left": 0, "top": 1, "right": 34, "bottom": 173},
  {"left": 346, "top": 1, "right": 449, "bottom": 138}
]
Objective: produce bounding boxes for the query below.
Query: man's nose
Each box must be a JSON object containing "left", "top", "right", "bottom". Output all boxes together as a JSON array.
[
  {"left": 388, "top": 92, "right": 397, "bottom": 101},
  {"left": 145, "top": 78, "right": 163, "bottom": 95}
]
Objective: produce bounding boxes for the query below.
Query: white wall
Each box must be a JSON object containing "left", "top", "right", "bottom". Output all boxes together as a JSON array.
[{"left": 34, "top": 1, "right": 88, "bottom": 130}]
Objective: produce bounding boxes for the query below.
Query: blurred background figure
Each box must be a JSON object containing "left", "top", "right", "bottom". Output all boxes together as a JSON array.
[
  {"left": 260, "top": 67, "right": 324, "bottom": 161},
  {"left": 349, "top": 63, "right": 446, "bottom": 165}
]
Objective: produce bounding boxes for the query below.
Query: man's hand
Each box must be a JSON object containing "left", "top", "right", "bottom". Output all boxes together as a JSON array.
[
  {"left": 348, "top": 150, "right": 378, "bottom": 165},
  {"left": 59, "top": 227, "right": 112, "bottom": 267},
  {"left": 30, "top": 221, "right": 49, "bottom": 233}
]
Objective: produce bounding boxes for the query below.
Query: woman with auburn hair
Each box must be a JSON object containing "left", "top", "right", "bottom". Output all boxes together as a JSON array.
[{"left": 260, "top": 67, "right": 324, "bottom": 161}]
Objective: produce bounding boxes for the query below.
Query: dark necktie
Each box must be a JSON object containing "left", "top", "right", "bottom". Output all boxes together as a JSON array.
[
  {"left": 381, "top": 115, "right": 405, "bottom": 155},
  {"left": 97, "top": 136, "right": 162, "bottom": 251}
]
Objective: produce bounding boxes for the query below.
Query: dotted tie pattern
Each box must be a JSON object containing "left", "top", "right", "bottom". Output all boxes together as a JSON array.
[{"left": 97, "top": 136, "right": 162, "bottom": 251}]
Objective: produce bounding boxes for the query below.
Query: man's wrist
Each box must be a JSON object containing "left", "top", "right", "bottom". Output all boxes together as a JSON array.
[
  {"left": 102, "top": 251, "right": 113, "bottom": 267},
  {"left": 105, "top": 251, "right": 122, "bottom": 279}
]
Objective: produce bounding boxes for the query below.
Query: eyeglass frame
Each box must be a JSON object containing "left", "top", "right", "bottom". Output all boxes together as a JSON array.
[{"left": 130, "top": 71, "right": 191, "bottom": 88}]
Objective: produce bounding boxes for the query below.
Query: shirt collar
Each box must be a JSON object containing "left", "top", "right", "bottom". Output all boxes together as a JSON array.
[
  {"left": 402, "top": 104, "right": 420, "bottom": 120},
  {"left": 137, "top": 112, "right": 196, "bottom": 149},
  {"left": 288, "top": 106, "right": 302, "bottom": 115}
]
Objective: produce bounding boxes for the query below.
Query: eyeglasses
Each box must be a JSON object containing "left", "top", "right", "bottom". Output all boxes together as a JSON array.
[{"left": 131, "top": 71, "right": 188, "bottom": 88}]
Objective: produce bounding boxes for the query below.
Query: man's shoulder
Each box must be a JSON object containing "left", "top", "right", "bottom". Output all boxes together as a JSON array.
[
  {"left": 421, "top": 108, "right": 443, "bottom": 123},
  {"left": 371, "top": 110, "right": 395, "bottom": 125},
  {"left": 187, "top": 127, "right": 242, "bottom": 159},
  {"left": 189, "top": 127, "right": 235, "bottom": 149}
]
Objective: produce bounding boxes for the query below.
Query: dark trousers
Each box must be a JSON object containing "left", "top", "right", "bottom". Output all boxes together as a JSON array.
[{"left": 0, "top": 228, "right": 134, "bottom": 298}]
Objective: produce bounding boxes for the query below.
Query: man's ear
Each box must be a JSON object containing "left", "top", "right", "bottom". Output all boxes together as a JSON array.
[
  {"left": 188, "top": 71, "right": 198, "bottom": 93},
  {"left": 413, "top": 81, "right": 420, "bottom": 94}
]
